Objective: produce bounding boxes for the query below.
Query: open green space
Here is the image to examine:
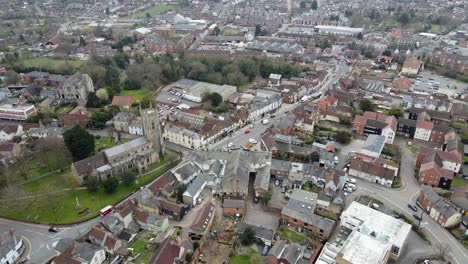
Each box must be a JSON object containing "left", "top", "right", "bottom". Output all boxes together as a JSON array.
[
  {"left": 277, "top": 228, "right": 308, "bottom": 244},
  {"left": 230, "top": 248, "right": 260, "bottom": 264},
  {"left": 55, "top": 104, "right": 75, "bottom": 114},
  {"left": 0, "top": 151, "right": 179, "bottom": 224},
  {"left": 15, "top": 58, "right": 85, "bottom": 73},
  {"left": 94, "top": 137, "right": 130, "bottom": 152},
  {"left": 119, "top": 89, "right": 151, "bottom": 101},
  {"left": 130, "top": 235, "right": 154, "bottom": 263},
  {"left": 124, "top": 5, "right": 174, "bottom": 18},
  {"left": 451, "top": 178, "right": 467, "bottom": 188}
]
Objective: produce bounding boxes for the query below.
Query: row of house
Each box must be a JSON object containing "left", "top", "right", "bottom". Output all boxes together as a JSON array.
[{"left": 418, "top": 189, "right": 462, "bottom": 228}]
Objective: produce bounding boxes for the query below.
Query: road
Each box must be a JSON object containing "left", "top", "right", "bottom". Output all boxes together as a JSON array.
[{"left": 346, "top": 137, "right": 468, "bottom": 264}]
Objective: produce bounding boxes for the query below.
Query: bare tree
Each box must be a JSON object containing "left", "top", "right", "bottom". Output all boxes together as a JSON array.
[{"left": 35, "top": 138, "right": 72, "bottom": 172}]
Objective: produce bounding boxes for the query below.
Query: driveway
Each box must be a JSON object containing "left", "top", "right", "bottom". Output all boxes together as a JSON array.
[
  {"left": 243, "top": 198, "right": 280, "bottom": 231},
  {"left": 336, "top": 138, "right": 365, "bottom": 156}
]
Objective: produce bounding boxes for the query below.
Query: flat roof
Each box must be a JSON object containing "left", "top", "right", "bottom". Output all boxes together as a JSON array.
[
  {"left": 339, "top": 231, "right": 392, "bottom": 264},
  {"left": 341, "top": 202, "right": 411, "bottom": 248}
]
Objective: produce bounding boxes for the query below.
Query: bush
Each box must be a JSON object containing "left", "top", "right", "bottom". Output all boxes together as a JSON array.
[
  {"left": 335, "top": 131, "right": 352, "bottom": 144},
  {"left": 240, "top": 227, "right": 256, "bottom": 246},
  {"left": 185, "top": 253, "right": 192, "bottom": 262},
  {"left": 102, "top": 177, "right": 119, "bottom": 194},
  {"left": 85, "top": 177, "right": 100, "bottom": 192},
  {"left": 120, "top": 171, "right": 136, "bottom": 186}
]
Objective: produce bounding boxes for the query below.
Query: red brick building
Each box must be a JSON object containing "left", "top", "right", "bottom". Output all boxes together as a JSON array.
[{"left": 222, "top": 199, "right": 245, "bottom": 217}]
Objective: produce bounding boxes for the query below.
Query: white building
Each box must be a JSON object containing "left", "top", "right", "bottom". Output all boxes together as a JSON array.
[
  {"left": 314, "top": 25, "right": 364, "bottom": 36},
  {"left": 163, "top": 125, "right": 205, "bottom": 150},
  {"left": 381, "top": 126, "right": 396, "bottom": 144},
  {"left": 0, "top": 102, "right": 37, "bottom": 121},
  {"left": 175, "top": 79, "right": 237, "bottom": 103},
  {"left": 0, "top": 124, "right": 23, "bottom": 141},
  {"left": 339, "top": 202, "right": 411, "bottom": 261},
  {"left": 248, "top": 94, "right": 282, "bottom": 121},
  {"left": 414, "top": 121, "right": 433, "bottom": 141},
  {"left": 0, "top": 230, "right": 24, "bottom": 264},
  {"left": 183, "top": 174, "right": 207, "bottom": 205}
]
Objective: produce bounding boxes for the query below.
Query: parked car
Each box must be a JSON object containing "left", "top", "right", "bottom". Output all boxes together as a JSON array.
[
  {"left": 281, "top": 186, "right": 286, "bottom": 193},
  {"left": 413, "top": 214, "right": 422, "bottom": 221},
  {"left": 249, "top": 139, "right": 258, "bottom": 144},
  {"left": 408, "top": 204, "right": 418, "bottom": 212},
  {"left": 346, "top": 178, "right": 357, "bottom": 184},
  {"left": 261, "top": 245, "right": 269, "bottom": 256},
  {"left": 48, "top": 226, "right": 58, "bottom": 233},
  {"left": 244, "top": 130, "right": 250, "bottom": 134},
  {"left": 228, "top": 142, "right": 234, "bottom": 148},
  {"left": 275, "top": 180, "right": 280, "bottom": 186}
]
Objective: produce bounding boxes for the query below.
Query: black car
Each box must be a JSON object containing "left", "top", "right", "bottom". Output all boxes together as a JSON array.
[
  {"left": 408, "top": 203, "right": 418, "bottom": 212},
  {"left": 48, "top": 226, "right": 58, "bottom": 233},
  {"left": 413, "top": 214, "right": 422, "bottom": 221}
]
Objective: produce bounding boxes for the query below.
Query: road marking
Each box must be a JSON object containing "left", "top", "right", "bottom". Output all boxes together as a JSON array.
[
  {"left": 22, "top": 235, "right": 32, "bottom": 260},
  {"left": 25, "top": 229, "right": 51, "bottom": 238},
  {"left": 408, "top": 191, "right": 420, "bottom": 203}
]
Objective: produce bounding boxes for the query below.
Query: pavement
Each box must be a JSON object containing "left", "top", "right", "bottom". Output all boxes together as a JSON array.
[{"left": 344, "top": 137, "right": 468, "bottom": 264}]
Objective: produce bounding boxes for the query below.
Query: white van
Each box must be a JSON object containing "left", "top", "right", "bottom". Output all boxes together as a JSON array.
[{"left": 346, "top": 178, "right": 357, "bottom": 184}]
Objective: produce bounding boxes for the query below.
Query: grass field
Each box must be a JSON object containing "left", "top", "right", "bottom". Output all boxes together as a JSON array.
[
  {"left": 16, "top": 58, "right": 85, "bottom": 73},
  {"left": 125, "top": 5, "right": 174, "bottom": 18},
  {"left": 120, "top": 89, "right": 151, "bottom": 101},
  {"left": 0, "top": 152, "right": 179, "bottom": 224},
  {"left": 230, "top": 248, "right": 260, "bottom": 264},
  {"left": 94, "top": 137, "right": 129, "bottom": 152},
  {"left": 130, "top": 235, "right": 154, "bottom": 263},
  {"left": 451, "top": 178, "right": 467, "bottom": 188},
  {"left": 277, "top": 229, "right": 308, "bottom": 244}
]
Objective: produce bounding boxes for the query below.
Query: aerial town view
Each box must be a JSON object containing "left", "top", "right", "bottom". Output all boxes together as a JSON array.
[{"left": 0, "top": 0, "right": 468, "bottom": 263}]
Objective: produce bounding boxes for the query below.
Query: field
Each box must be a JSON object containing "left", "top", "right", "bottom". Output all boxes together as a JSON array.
[
  {"left": 277, "top": 228, "right": 308, "bottom": 244},
  {"left": 15, "top": 58, "right": 85, "bottom": 73},
  {"left": 124, "top": 5, "right": 174, "bottom": 18},
  {"left": 120, "top": 89, "right": 151, "bottom": 101},
  {"left": 230, "top": 248, "right": 260, "bottom": 264},
  {"left": 0, "top": 150, "right": 180, "bottom": 224}
]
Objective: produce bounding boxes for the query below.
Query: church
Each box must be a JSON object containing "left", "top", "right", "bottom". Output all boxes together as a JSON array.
[{"left": 71, "top": 107, "right": 164, "bottom": 183}]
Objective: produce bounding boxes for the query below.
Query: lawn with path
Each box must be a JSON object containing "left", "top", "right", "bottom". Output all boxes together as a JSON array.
[
  {"left": 124, "top": 5, "right": 174, "bottom": 18},
  {"left": 119, "top": 89, "right": 151, "bottom": 101}
]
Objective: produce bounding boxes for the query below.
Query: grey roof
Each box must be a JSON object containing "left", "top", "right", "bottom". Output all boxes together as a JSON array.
[
  {"left": 271, "top": 159, "right": 291, "bottom": 172},
  {"left": 223, "top": 199, "right": 245, "bottom": 209},
  {"left": 174, "top": 161, "right": 200, "bottom": 181},
  {"left": 268, "top": 240, "right": 287, "bottom": 258},
  {"left": 72, "top": 152, "right": 108, "bottom": 178},
  {"left": 281, "top": 207, "right": 335, "bottom": 231},
  {"left": 421, "top": 189, "right": 440, "bottom": 205},
  {"left": 366, "top": 118, "right": 387, "bottom": 129},
  {"left": 432, "top": 200, "right": 459, "bottom": 219},
  {"left": 282, "top": 243, "right": 306, "bottom": 264},
  {"left": 362, "top": 135, "right": 386, "bottom": 155},
  {"left": 184, "top": 174, "right": 207, "bottom": 197},
  {"left": 237, "top": 223, "right": 274, "bottom": 241},
  {"left": 254, "top": 165, "right": 270, "bottom": 191},
  {"left": 104, "top": 136, "right": 148, "bottom": 158},
  {"left": 75, "top": 242, "right": 103, "bottom": 262},
  {"left": 222, "top": 150, "right": 250, "bottom": 194},
  {"left": 101, "top": 214, "right": 124, "bottom": 234},
  {"left": 54, "top": 238, "right": 75, "bottom": 253}
]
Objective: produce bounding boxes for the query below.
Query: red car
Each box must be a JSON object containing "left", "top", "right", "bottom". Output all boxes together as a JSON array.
[{"left": 244, "top": 130, "right": 250, "bottom": 134}]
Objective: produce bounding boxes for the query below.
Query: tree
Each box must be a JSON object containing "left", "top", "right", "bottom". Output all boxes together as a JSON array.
[
  {"left": 102, "top": 177, "right": 119, "bottom": 194},
  {"left": 146, "top": 12, "right": 151, "bottom": 23},
  {"left": 193, "top": 241, "right": 200, "bottom": 251},
  {"left": 185, "top": 253, "right": 193, "bottom": 262},
  {"left": 382, "top": 49, "right": 392, "bottom": 56},
  {"left": 359, "top": 99, "right": 375, "bottom": 112},
  {"left": 262, "top": 191, "right": 272, "bottom": 205},
  {"left": 311, "top": 0, "right": 318, "bottom": 10},
  {"left": 255, "top": 25, "right": 262, "bottom": 36},
  {"left": 86, "top": 92, "right": 103, "bottom": 108},
  {"left": 96, "top": 88, "right": 109, "bottom": 102},
  {"left": 63, "top": 125, "right": 95, "bottom": 161},
  {"left": 174, "top": 183, "right": 186, "bottom": 202},
  {"left": 388, "top": 107, "right": 404, "bottom": 118},
  {"left": 203, "top": 92, "right": 223, "bottom": 107},
  {"left": 113, "top": 52, "right": 129, "bottom": 69},
  {"left": 85, "top": 177, "right": 100, "bottom": 192},
  {"left": 88, "top": 111, "right": 112, "bottom": 129},
  {"left": 240, "top": 227, "right": 255, "bottom": 246},
  {"left": 79, "top": 35, "right": 87, "bottom": 47},
  {"left": 5, "top": 70, "right": 20, "bottom": 85},
  {"left": 213, "top": 26, "right": 221, "bottom": 36},
  {"left": 335, "top": 131, "right": 352, "bottom": 144},
  {"left": 300, "top": 1, "right": 306, "bottom": 9},
  {"left": 35, "top": 138, "right": 71, "bottom": 171},
  {"left": 120, "top": 171, "right": 136, "bottom": 186},
  {"left": 398, "top": 13, "right": 410, "bottom": 26}
]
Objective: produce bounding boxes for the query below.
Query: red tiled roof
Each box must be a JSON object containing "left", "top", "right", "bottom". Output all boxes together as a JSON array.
[
  {"left": 417, "top": 121, "right": 434, "bottom": 130},
  {"left": 0, "top": 124, "right": 20, "bottom": 134},
  {"left": 403, "top": 58, "right": 422, "bottom": 70},
  {"left": 111, "top": 96, "right": 136, "bottom": 107},
  {"left": 148, "top": 175, "right": 169, "bottom": 195},
  {"left": 22, "top": 123, "right": 40, "bottom": 131},
  {"left": 353, "top": 115, "right": 367, "bottom": 126},
  {"left": 104, "top": 235, "right": 118, "bottom": 250},
  {"left": 88, "top": 226, "right": 106, "bottom": 243}
]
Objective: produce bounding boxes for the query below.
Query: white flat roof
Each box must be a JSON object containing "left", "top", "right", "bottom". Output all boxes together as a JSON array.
[
  {"left": 341, "top": 201, "right": 411, "bottom": 248},
  {"left": 339, "top": 231, "right": 392, "bottom": 264}
]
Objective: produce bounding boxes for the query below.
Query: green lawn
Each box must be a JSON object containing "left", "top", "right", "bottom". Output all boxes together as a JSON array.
[
  {"left": 95, "top": 137, "right": 130, "bottom": 152},
  {"left": 55, "top": 104, "right": 74, "bottom": 114},
  {"left": 119, "top": 89, "right": 151, "bottom": 101},
  {"left": 428, "top": 25, "right": 443, "bottom": 33},
  {"left": 451, "top": 178, "right": 467, "bottom": 188},
  {"left": 407, "top": 144, "right": 419, "bottom": 157},
  {"left": 0, "top": 157, "right": 177, "bottom": 224},
  {"left": 230, "top": 248, "right": 260, "bottom": 264},
  {"left": 22, "top": 169, "right": 78, "bottom": 194},
  {"left": 15, "top": 58, "right": 85, "bottom": 73},
  {"left": 130, "top": 235, "right": 154, "bottom": 263},
  {"left": 126, "top": 5, "right": 174, "bottom": 18},
  {"left": 277, "top": 229, "right": 307, "bottom": 244}
]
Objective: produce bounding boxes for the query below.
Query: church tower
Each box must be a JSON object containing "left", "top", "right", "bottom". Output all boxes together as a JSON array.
[{"left": 141, "top": 105, "right": 164, "bottom": 157}]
